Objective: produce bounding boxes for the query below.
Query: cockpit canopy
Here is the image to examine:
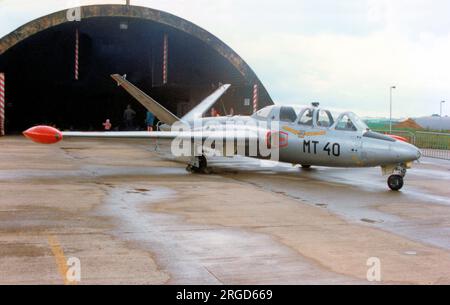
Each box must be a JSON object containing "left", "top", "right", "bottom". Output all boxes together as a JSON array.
[{"left": 252, "top": 105, "right": 369, "bottom": 132}]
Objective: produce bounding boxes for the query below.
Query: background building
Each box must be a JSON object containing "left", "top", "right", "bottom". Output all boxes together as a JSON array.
[{"left": 0, "top": 4, "right": 273, "bottom": 133}]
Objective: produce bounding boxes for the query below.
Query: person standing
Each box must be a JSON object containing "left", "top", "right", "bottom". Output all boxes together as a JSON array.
[
  {"left": 146, "top": 111, "right": 155, "bottom": 131},
  {"left": 103, "top": 119, "right": 112, "bottom": 131},
  {"left": 123, "top": 104, "right": 136, "bottom": 130},
  {"left": 210, "top": 107, "right": 220, "bottom": 117}
]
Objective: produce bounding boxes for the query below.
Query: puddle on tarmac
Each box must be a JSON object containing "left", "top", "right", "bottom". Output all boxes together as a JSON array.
[
  {"left": 96, "top": 185, "right": 362, "bottom": 284},
  {"left": 361, "top": 218, "right": 384, "bottom": 224}
]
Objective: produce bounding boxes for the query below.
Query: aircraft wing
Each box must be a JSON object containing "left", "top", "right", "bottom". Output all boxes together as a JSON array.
[
  {"left": 60, "top": 130, "right": 259, "bottom": 142},
  {"left": 58, "top": 130, "right": 261, "bottom": 158},
  {"left": 23, "top": 126, "right": 260, "bottom": 144},
  {"left": 181, "top": 84, "right": 231, "bottom": 121},
  {"left": 111, "top": 74, "right": 181, "bottom": 125},
  {"left": 61, "top": 131, "right": 179, "bottom": 139}
]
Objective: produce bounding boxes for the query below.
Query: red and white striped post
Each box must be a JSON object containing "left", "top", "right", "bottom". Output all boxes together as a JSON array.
[
  {"left": 252, "top": 83, "right": 259, "bottom": 114},
  {"left": 74, "top": 28, "right": 79, "bottom": 80},
  {"left": 0, "top": 73, "right": 5, "bottom": 136},
  {"left": 163, "top": 33, "right": 168, "bottom": 85}
]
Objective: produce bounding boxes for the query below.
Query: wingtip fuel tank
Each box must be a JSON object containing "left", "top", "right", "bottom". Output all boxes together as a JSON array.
[{"left": 23, "top": 126, "right": 63, "bottom": 144}]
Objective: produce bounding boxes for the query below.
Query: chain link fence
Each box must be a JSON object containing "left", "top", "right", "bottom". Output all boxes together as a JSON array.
[{"left": 414, "top": 131, "right": 450, "bottom": 160}]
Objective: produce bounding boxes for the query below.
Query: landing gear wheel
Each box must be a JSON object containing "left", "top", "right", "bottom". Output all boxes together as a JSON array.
[
  {"left": 388, "top": 175, "right": 404, "bottom": 191},
  {"left": 186, "top": 155, "right": 211, "bottom": 174},
  {"left": 301, "top": 165, "right": 312, "bottom": 169},
  {"left": 198, "top": 155, "right": 208, "bottom": 171},
  {"left": 202, "top": 167, "right": 213, "bottom": 174}
]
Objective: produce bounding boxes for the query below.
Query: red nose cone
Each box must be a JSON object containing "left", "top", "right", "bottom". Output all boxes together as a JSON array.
[{"left": 23, "top": 126, "right": 63, "bottom": 144}]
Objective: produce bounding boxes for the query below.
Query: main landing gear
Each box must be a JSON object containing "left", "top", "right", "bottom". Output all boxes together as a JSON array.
[
  {"left": 186, "top": 155, "right": 211, "bottom": 174},
  {"left": 387, "top": 165, "right": 407, "bottom": 191}
]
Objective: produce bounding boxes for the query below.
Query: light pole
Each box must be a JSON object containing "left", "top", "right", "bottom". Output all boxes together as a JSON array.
[
  {"left": 389, "top": 86, "right": 396, "bottom": 133},
  {"left": 441, "top": 101, "right": 446, "bottom": 131}
]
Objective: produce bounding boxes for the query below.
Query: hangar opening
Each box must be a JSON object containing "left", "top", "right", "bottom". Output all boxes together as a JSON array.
[{"left": 0, "top": 4, "right": 273, "bottom": 134}]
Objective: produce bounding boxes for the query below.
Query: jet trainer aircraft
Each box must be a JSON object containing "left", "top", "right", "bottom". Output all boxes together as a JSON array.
[{"left": 24, "top": 74, "right": 421, "bottom": 191}]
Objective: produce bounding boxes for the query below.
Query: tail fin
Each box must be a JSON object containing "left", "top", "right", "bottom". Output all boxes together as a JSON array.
[
  {"left": 181, "top": 84, "right": 230, "bottom": 121},
  {"left": 111, "top": 74, "right": 181, "bottom": 125}
]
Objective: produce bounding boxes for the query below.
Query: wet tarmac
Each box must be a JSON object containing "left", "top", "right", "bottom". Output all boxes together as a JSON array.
[
  {"left": 209, "top": 156, "right": 450, "bottom": 250},
  {"left": 1, "top": 136, "right": 450, "bottom": 284}
]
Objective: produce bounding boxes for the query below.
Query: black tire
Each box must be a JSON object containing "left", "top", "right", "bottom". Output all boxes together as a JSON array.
[
  {"left": 301, "top": 165, "right": 312, "bottom": 169},
  {"left": 388, "top": 175, "right": 404, "bottom": 191},
  {"left": 187, "top": 156, "right": 209, "bottom": 174},
  {"left": 202, "top": 167, "right": 213, "bottom": 175},
  {"left": 198, "top": 155, "right": 208, "bottom": 170}
]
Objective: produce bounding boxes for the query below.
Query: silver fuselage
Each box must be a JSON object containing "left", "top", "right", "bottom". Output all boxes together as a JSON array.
[{"left": 182, "top": 107, "right": 421, "bottom": 168}]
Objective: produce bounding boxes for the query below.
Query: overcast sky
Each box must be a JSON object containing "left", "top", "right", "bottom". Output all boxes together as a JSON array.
[{"left": 1, "top": 0, "right": 450, "bottom": 117}]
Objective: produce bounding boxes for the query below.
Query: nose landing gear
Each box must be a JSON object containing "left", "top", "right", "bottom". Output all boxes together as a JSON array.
[
  {"left": 388, "top": 175, "right": 404, "bottom": 191},
  {"left": 386, "top": 165, "right": 407, "bottom": 191}
]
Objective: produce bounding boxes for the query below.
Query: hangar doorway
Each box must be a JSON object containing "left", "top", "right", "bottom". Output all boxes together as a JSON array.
[{"left": 0, "top": 5, "right": 273, "bottom": 134}]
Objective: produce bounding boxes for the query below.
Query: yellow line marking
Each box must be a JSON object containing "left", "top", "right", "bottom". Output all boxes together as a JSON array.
[
  {"left": 47, "top": 235, "right": 77, "bottom": 285},
  {"left": 305, "top": 131, "right": 327, "bottom": 137},
  {"left": 282, "top": 126, "right": 300, "bottom": 135},
  {"left": 282, "top": 126, "right": 326, "bottom": 138}
]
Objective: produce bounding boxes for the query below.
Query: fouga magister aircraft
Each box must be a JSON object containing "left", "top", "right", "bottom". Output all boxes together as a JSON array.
[{"left": 23, "top": 74, "right": 422, "bottom": 191}]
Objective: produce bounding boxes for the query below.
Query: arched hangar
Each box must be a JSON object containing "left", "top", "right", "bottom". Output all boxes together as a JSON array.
[{"left": 0, "top": 4, "right": 273, "bottom": 133}]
